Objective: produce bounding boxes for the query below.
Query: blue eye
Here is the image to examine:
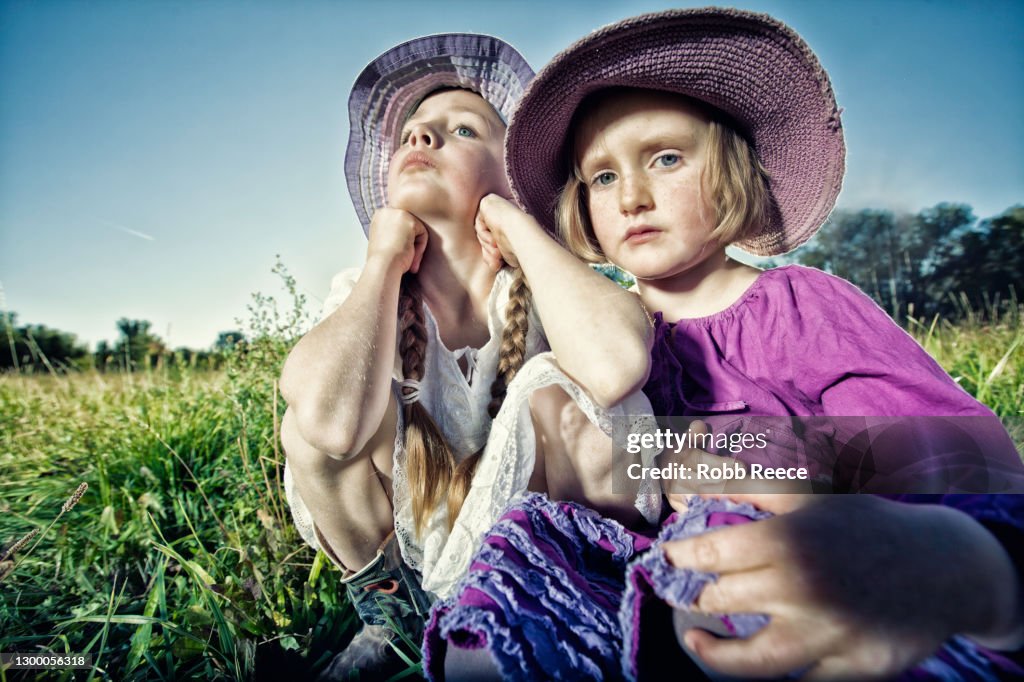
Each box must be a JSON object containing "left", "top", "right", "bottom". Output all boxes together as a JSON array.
[
  {"left": 455, "top": 125, "right": 477, "bottom": 138},
  {"left": 655, "top": 153, "right": 680, "bottom": 168},
  {"left": 593, "top": 171, "right": 617, "bottom": 187}
]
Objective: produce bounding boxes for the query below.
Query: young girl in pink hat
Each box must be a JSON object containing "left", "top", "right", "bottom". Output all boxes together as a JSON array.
[
  {"left": 426, "top": 8, "right": 1024, "bottom": 681},
  {"left": 278, "top": 33, "right": 653, "bottom": 677}
]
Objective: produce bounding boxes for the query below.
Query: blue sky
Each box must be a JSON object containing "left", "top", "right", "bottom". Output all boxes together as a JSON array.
[{"left": 1, "top": 0, "right": 1022, "bottom": 350}]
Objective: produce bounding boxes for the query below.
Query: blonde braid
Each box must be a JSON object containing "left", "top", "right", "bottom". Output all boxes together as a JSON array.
[
  {"left": 488, "top": 267, "right": 532, "bottom": 418},
  {"left": 399, "top": 274, "right": 457, "bottom": 536},
  {"left": 398, "top": 275, "right": 428, "bottom": 392}
]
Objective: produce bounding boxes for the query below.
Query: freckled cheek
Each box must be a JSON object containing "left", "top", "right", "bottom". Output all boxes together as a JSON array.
[
  {"left": 661, "top": 186, "right": 709, "bottom": 227},
  {"left": 588, "top": 194, "right": 618, "bottom": 228},
  {"left": 588, "top": 202, "right": 620, "bottom": 253}
]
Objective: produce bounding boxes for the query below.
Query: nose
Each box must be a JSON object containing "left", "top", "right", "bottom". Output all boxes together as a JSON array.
[
  {"left": 406, "top": 122, "right": 438, "bottom": 148},
  {"left": 618, "top": 173, "right": 653, "bottom": 215}
]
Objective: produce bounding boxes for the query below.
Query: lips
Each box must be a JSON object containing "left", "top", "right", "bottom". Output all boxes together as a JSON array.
[
  {"left": 401, "top": 151, "right": 436, "bottom": 172},
  {"left": 623, "top": 225, "right": 660, "bottom": 244}
]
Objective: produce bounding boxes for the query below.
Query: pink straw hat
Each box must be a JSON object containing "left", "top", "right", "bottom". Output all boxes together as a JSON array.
[
  {"left": 505, "top": 7, "right": 846, "bottom": 256},
  {"left": 345, "top": 33, "right": 534, "bottom": 234}
]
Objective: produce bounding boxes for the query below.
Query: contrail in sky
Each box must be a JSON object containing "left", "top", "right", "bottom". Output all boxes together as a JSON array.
[{"left": 102, "top": 219, "right": 155, "bottom": 241}]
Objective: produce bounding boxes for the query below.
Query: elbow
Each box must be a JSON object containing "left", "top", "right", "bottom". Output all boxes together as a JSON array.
[
  {"left": 279, "top": 351, "right": 307, "bottom": 407},
  {"left": 573, "top": 316, "right": 653, "bottom": 409},
  {"left": 279, "top": 358, "right": 299, "bottom": 408},
  {"left": 279, "top": 356, "right": 362, "bottom": 457},
  {"left": 285, "top": 403, "right": 362, "bottom": 460},
  {"left": 587, "top": 346, "right": 651, "bottom": 409},
  {"left": 592, "top": 314, "right": 654, "bottom": 408}
]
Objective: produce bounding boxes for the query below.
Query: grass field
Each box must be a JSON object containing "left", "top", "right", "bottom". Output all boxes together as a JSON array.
[{"left": 1, "top": 295, "right": 1021, "bottom": 680}]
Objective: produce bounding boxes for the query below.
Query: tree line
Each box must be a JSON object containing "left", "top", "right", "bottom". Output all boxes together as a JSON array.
[
  {"left": 2, "top": 203, "right": 1020, "bottom": 373},
  {"left": 0, "top": 315, "right": 245, "bottom": 373},
  {"left": 782, "top": 203, "right": 1022, "bottom": 324}
]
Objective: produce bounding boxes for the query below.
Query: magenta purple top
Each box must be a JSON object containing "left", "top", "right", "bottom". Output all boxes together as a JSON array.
[
  {"left": 644, "top": 265, "right": 1024, "bottom": 495},
  {"left": 646, "top": 264, "right": 1005, "bottom": 419},
  {"left": 423, "top": 266, "right": 1024, "bottom": 680}
]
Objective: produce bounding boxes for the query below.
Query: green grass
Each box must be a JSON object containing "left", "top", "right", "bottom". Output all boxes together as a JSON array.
[
  {"left": 908, "top": 300, "right": 1023, "bottom": 421},
  {"left": 0, "top": 263, "right": 384, "bottom": 681},
  {"left": 0, "top": 360, "right": 358, "bottom": 680},
  {"left": 1, "top": 289, "right": 1020, "bottom": 680}
]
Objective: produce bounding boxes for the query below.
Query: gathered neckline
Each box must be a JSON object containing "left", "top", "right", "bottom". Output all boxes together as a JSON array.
[{"left": 655, "top": 266, "right": 782, "bottom": 328}]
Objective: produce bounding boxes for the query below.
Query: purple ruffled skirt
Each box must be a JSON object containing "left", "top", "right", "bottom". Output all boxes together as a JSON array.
[
  {"left": 423, "top": 493, "right": 653, "bottom": 680},
  {"left": 423, "top": 494, "right": 765, "bottom": 680},
  {"left": 424, "top": 494, "right": 1022, "bottom": 681}
]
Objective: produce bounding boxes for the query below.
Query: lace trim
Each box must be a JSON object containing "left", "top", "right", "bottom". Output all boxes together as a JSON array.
[{"left": 420, "top": 353, "right": 663, "bottom": 598}]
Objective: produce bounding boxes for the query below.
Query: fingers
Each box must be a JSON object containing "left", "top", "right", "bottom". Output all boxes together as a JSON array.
[
  {"left": 476, "top": 193, "right": 534, "bottom": 269},
  {"left": 663, "top": 520, "right": 781, "bottom": 574},
  {"left": 799, "top": 648, "right": 912, "bottom": 682},
  {"left": 476, "top": 232, "right": 503, "bottom": 271},
  {"left": 685, "top": 611, "right": 897, "bottom": 681},
  {"left": 367, "top": 207, "right": 428, "bottom": 274},
  {"left": 474, "top": 210, "right": 504, "bottom": 271},
  {"left": 684, "top": 618, "right": 824, "bottom": 679},
  {"left": 409, "top": 221, "right": 428, "bottom": 274},
  {"left": 695, "top": 568, "right": 785, "bottom": 615},
  {"left": 800, "top": 657, "right": 880, "bottom": 682}
]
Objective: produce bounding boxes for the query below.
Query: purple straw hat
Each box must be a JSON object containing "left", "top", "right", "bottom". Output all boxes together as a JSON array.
[
  {"left": 505, "top": 7, "right": 846, "bottom": 256},
  {"left": 345, "top": 33, "right": 534, "bottom": 234}
]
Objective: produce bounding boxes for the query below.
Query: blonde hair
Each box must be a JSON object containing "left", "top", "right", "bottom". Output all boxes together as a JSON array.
[
  {"left": 393, "top": 88, "right": 532, "bottom": 536},
  {"left": 400, "top": 269, "right": 531, "bottom": 536},
  {"left": 557, "top": 90, "right": 772, "bottom": 262}
]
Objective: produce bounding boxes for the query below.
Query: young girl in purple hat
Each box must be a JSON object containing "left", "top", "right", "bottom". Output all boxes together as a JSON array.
[
  {"left": 427, "top": 8, "right": 1024, "bottom": 681},
  {"left": 277, "top": 33, "right": 653, "bottom": 677}
]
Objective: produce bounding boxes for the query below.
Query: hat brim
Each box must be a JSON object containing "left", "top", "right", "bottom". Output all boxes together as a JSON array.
[
  {"left": 345, "top": 33, "right": 534, "bottom": 234},
  {"left": 506, "top": 8, "right": 845, "bottom": 257}
]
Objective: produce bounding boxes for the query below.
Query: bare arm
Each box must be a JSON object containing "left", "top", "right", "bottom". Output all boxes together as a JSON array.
[
  {"left": 280, "top": 208, "right": 426, "bottom": 457},
  {"left": 476, "top": 194, "right": 651, "bottom": 408}
]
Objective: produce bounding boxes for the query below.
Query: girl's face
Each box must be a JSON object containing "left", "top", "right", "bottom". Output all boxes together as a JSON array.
[
  {"left": 576, "top": 90, "right": 719, "bottom": 283},
  {"left": 387, "top": 89, "right": 510, "bottom": 226}
]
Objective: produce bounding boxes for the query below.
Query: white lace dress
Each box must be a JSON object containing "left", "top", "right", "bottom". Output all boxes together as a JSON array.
[{"left": 284, "top": 267, "right": 661, "bottom": 598}]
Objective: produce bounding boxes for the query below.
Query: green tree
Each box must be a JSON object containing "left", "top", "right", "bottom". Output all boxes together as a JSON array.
[
  {"left": 0, "top": 313, "right": 90, "bottom": 372},
  {"left": 794, "top": 208, "right": 904, "bottom": 316},
  {"left": 215, "top": 330, "right": 246, "bottom": 351},
  {"left": 94, "top": 339, "right": 114, "bottom": 371},
  {"left": 113, "top": 318, "right": 165, "bottom": 370},
  {"left": 926, "top": 205, "right": 1024, "bottom": 316},
  {"left": 792, "top": 203, "right": 985, "bottom": 322}
]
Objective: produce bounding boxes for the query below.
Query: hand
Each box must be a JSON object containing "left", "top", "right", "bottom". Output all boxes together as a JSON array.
[
  {"left": 474, "top": 194, "right": 541, "bottom": 271},
  {"left": 662, "top": 494, "right": 1011, "bottom": 680},
  {"left": 366, "top": 207, "right": 428, "bottom": 274}
]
